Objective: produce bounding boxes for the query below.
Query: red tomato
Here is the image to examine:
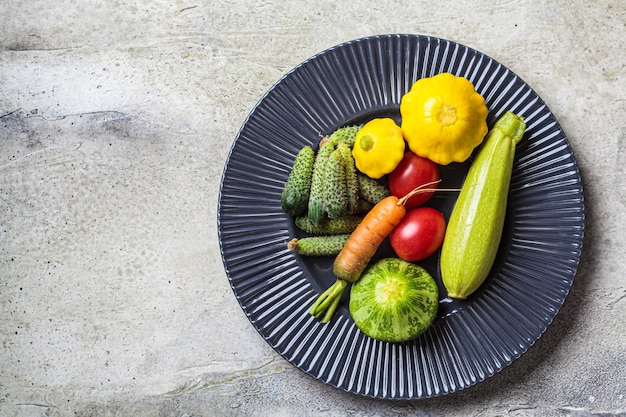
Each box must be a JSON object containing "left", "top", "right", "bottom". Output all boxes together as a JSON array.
[
  {"left": 388, "top": 152, "right": 440, "bottom": 210},
  {"left": 390, "top": 207, "right": 446, "bottom": 262}
]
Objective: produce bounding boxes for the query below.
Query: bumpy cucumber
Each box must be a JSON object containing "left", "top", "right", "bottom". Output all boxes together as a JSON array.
[
  {"left": 354, "top": 199, "right": 374, "bottom": 214},
  {"left": 294, "top": 214, "right": 363, "bottom": 235},
  {"left": 281, "top": 146, "right": 315, "bottom": 216},
  {"left": 357, "top": 173, "right": 390, "bottom": 204},
  {"left": 440, "top": 111, "right": 526, "bottom": 299},
  {"left": 287, "top": 234, "right": 350, "bottom": 256},
  {"left": 308, "top": 142, "right": 334, "bottom": 225},
  {"left": 337, "top": 143, "right": 360, "bottom": 214},
  {"left": 328, "top": 124, "right": 362, "bottom": 148},
  {"left": 324, "top": 149, "right": 348, "bottom": 219}
]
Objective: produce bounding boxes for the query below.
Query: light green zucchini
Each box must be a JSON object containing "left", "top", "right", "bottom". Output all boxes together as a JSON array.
[{"left": 440, "top": 111, "right": 526, "bottom": 299}]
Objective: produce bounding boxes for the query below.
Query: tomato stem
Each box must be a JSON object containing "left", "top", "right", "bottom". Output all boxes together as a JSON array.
[{"left": 397, "top": 180, "right": 461, "bottom": 206}]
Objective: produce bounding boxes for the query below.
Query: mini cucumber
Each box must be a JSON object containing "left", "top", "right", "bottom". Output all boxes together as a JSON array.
[
  {"left": 328, "top": 124, "right": 362, "bottom": 148},
  {"left": 294, "top": 214, "right": 363, "bottom": 235},
  {"left": 324, "top": 149, "right": 348, "bottom": 219},
  {"left": 281, "top": 146, "right": 315, "bottom": 216},
  {"left": 440, "top": 111, "right": 526, "bottom": 299},
  {"left": 357, "top": 173, "right": 390, "bottom": 204},
  {"left": 338, "top": 143, "right": 360, "bottom": 214},
  {"left": 287, "top": 234, "right": 350, "bottom": 256},
  {"left": 308, "top": 142, "right": 334, "bottom": 225},
  {"left": 354, "top": 199, "right": 374, "bottom": 214}
]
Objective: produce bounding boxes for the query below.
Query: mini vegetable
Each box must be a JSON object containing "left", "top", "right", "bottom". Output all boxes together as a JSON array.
[
  {"left": 328, "top": 124, "right": 362, "bottom": 148},
  {"left": 389, "top": 207, "right": 446, "bottom": 262},
  {"left": 388, "top": 152, "right": 440, "bottom": 209},
  {"left": 307, "top": 142, "right": 334, "bottom": 224},
  {"left": 400, "top": 72, "right": 488, "bottom": 165},
  {"left": 287, "top": 234, "right": 350, "bottom": 256},
  {"left": 350, "top": 258, "right": 439, "bottom": 342},
  {"left": 332, "top": 195, "right": 406, "bottom": 283},
  {"left": 357, "top": 173, "right": 390, "bottom": 205},
  {"left": 294, "top": 214, "right": 363, "bottom": 235},
  {"left": 324, "top": 149, "right": 348, "bottom": 219},
  {"left": 281, "top": 146, "right": 315, "bottom": 216},
  {"left": 337, "top": 143, "right": 360, "bottom": 214},
  {"left": 352, "top": 118, "right": 405, "bottom": 179},
  {"left": 440, "top": 111, "right": 526, "bottom": 299}
]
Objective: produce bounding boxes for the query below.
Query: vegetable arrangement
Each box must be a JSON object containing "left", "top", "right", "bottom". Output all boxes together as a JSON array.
[{"left": 280, "top": 72, "right": 526, "bottom": 343}]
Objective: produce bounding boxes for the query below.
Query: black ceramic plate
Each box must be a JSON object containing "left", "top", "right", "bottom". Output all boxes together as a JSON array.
[{"left": 217, "top": 34, "right": 584, "bottom": 399}]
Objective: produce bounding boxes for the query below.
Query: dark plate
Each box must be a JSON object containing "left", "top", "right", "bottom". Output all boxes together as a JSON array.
[{"left": 217, "top": 34, "right": 585, "bottom": 399}]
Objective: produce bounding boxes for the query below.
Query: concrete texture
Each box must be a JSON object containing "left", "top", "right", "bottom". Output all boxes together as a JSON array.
[{"left": 1, "top": 0, "right": 624, "bottom": 416}]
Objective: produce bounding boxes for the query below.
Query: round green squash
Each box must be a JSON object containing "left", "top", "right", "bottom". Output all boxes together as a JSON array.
[{"left": 349, "top": 258, "right": 439, "bottom": 342}]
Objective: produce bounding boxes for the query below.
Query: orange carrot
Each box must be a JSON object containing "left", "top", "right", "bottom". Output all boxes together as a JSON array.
[
  {"left": 332, "top": 195, "right": 406, "bottom": 282},
  {"left": 310, "top": 180, "right": 448, "bottom": 323}
]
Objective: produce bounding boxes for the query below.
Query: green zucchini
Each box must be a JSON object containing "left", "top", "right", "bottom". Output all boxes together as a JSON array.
[
  {"left": 440, "top": 111, "right": 526, "bottom": 299},
  {"left": 280, "top": 146, "right": 315, "bottom": 216}
]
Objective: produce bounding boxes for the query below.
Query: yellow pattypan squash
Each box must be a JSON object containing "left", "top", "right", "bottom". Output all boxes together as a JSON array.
[
  {"left": 352, "top": 118, "right": 405, "bottom": 179},
  {"left": 400, "top": 73, "right": 488, "bottom": 165}
]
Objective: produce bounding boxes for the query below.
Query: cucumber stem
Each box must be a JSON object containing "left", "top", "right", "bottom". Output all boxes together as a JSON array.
[{"left": 310, "top": 279, "right": 347, "bottom": 323}]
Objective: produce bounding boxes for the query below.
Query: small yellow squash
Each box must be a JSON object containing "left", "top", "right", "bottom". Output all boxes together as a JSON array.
[
  {"left": 400, "top": 73, "right": 488, "bottom": 165},
  {"left": 352, "top": 118, "right": 405, "bottom": 179}
]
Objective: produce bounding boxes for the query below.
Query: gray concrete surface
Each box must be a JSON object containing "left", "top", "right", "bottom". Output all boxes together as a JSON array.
[{"left": 1, "top": 1, "right": 624, "bottom": 416}]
